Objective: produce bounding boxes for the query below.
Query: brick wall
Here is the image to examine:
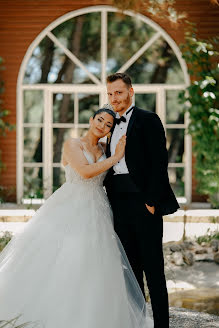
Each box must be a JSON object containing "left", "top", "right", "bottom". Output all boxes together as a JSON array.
[{"left": 0, "top": 0, "right": 218, "bottom": 201}]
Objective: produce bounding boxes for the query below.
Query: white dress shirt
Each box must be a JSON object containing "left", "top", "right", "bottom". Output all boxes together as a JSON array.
[{"left": 110, "top": 104, "right": 134, "bottom": 174}]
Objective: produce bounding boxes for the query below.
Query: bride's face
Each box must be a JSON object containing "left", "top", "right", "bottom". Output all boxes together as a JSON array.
[{"left": 90, "top": 112, "right": 114, "bottom": 138}]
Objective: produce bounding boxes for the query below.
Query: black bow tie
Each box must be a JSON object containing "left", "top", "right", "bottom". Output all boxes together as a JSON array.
[
  {"left": 115, "top": 107, "right": 134, "bottom": 125},
  {"left": 115, "top": 116, "right": 126, "bottom": 125}
]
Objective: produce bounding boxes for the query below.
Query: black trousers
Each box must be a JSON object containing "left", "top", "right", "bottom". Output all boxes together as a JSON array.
[{"left": 107, "top": 175, "right": 169, "bottom": 328}]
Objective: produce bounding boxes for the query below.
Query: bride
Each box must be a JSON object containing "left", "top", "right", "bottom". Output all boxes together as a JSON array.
[{"left": 0, "top": 106, "right": 153, "bottom": 328}]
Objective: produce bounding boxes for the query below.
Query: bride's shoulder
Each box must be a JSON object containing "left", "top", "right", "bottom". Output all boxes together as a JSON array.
[{"left": 64, "top": 138, "right": 82, "bottom": 150}]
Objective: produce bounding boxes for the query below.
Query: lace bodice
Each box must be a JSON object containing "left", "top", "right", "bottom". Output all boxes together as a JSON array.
[{"left": 64, "top": 150, "right": 107, "bottom": 186}]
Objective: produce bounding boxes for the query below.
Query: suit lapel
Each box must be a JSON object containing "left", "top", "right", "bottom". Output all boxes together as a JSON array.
[{"left": 126, "top": 106, "right": 137, "bottom": 137}]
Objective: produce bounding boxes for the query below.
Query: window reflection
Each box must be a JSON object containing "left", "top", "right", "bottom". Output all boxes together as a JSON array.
[
  {"left": 166, "top": 129, "right": 184, "bottom": 163},
  {"left": 23, "top": 90, "right": 43, "bottom": 123},
  {"left": 53, "top": 168, "right": 66, "bottom": 192},
  {"left": 79, "top": 94, "right": 99, "bottom": 123},
  {"left": 53, "top": 93, "right": 74, "bottom": 123},
  {"left": 53, "top": 128, "right": 76, "bottom": 163},
  {"left": 168, "top": 167, "right": 184, "bottom": 197},
  {"left": 134, "top": 94, "right": 156, "bottom": 112},
  {"left": 126, "top": 38, "right": 184, "bottom": 84},
  {"left": 166, "top": 90, "right": 184, "bottom": 124},
  {"left": 52, "top": 13, "right": 101, "bottom": 80},
  {"left": 24, "top": 167, "right": 43, "bottom": 198},
  {"left": 24, "top": 128, "right": 42, "bottom": 163},
  {"left": 107, "top": 12, "right": 155, "bottom": 74}
]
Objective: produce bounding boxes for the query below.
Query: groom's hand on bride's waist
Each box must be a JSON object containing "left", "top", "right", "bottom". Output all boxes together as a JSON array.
[{"left": 145, "top": 204, "right": 155, "bottom": 215}]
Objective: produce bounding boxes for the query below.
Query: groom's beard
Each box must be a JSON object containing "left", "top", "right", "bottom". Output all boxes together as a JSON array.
[{"left": 112, "top": 94, "right": 132, "bottom": 113}]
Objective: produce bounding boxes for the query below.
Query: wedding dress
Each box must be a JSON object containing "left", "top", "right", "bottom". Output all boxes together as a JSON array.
[{"left": 0, "top": 148, "right": 153, "bottom": 328}]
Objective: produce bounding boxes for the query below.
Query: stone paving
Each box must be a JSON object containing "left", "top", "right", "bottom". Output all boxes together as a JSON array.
[
  {"left": 147, "top": 305, "right": 219, "bottom": 327},
  {"left": 169, "top": 307, "right": 219, "bottom": 328}
]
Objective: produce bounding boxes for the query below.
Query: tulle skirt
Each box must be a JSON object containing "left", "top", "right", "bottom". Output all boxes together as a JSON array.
[{"left": 0, "top": 181, "right": 153, "bottom": 328}]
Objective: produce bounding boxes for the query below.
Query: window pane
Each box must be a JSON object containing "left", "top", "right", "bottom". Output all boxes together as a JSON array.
[
  {"left": 166, "top": 129, "right": 184, "bottom": 163},
  {"left": 78, "top": 128, "right": 89, "bottom": 137},
  {"left": 125, "top": 37, "right": 184, "bottom": 84},
  {"left": 24, "top": 36, "right": 58, "bottom": 84},
  {"left": 107, "top": 12, "right": 156, "bottom": 74},
  {"left": 24, "top": 13, "right": 101, "bottom": 85},
  {"left": 23, "top": 167, "right": 43, "bottom": 198},
  {"left": 79, "top": 93, "right": 99, "bottom": 123},
  {"left": 53, "top": 93, "right": 74, "bottom": 123},
  {"left": 134, "top": 93, "right": 156, "bottom": 112},
  {"left": 53, "top": 128, "right": 77, "bottom": 163},
  {"left": 23, "top": 38, "right": 92, "bottom": 85},
  {"left": 168, "top": 167, "right": 184, "bottom": 197},
  {"left": 24, "top": 127, "right": 42, "bottom": 163},
  {"left": 52, "top": 13, "right": 101, "bottom": 80},
  {"left": 53, "top": 167, "right": 66, "bottom": 192},
  {"left": 166, "top": 90, "right": 184, "bottom": 124},
  {"left": 23, "top": 90, "right": 43, "bottom": 123}
]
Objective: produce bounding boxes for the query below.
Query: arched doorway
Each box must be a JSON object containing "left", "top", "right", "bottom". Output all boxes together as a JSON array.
[{"left": 17, "top": 5, "right": 191, "bottom": 204}]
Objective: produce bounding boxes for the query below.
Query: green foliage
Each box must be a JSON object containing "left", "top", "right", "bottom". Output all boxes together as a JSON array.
[
  {"left": 0, "top": 231, "right": 12, "bottom": 252},
  {"left": 110, "top": 0, "right": 187, "bottom": 23},
  {"left": 196, "top": 229, "right": 219, "bottom": 245},
  {"left": 179, "top": 24, "right": 219, "bottom": 207}
]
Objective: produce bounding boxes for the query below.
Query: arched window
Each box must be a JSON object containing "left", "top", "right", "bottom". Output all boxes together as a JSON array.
[{"left": 17, "top": 5, "right": 191, "bottom": 204}]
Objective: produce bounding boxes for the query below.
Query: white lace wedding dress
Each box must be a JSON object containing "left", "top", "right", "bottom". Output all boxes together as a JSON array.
[{"left": 0, "top": 149, "right": 153, "bottom": 328}]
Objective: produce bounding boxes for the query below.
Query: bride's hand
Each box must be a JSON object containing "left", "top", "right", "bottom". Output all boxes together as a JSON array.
[{"left": 115, "top": 135, "right": 126, "bottom": 161}]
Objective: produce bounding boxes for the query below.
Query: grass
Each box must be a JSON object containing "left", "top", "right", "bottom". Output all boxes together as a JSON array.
[
  {"left": 196, "top": 229, "right": 219, "bottom": 245},
  {"left": 0, "top": 315, "right": 41, "bottom": 327}
]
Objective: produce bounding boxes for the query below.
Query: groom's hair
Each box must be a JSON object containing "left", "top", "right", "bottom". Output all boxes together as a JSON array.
[{"left": 106, "top": 73, "right": 132, "bottom": 88}]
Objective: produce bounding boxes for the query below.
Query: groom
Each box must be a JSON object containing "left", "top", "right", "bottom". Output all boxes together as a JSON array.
[{"left": 104, "top": 73, "right": 179, "bottom": 328}]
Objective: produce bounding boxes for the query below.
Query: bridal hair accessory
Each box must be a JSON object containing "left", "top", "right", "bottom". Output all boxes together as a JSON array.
[{"left": 101, "top": 103, "right": 114, "bottom": 111}]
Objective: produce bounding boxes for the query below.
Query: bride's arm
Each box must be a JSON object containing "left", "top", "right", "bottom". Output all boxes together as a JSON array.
[{"left": 63, "top": 137, "right": 126, "bottom": 179}]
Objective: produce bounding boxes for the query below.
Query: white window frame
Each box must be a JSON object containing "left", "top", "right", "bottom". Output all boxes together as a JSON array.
[{"left": 17, "top": 5, "right": 191, "bottom": 204}]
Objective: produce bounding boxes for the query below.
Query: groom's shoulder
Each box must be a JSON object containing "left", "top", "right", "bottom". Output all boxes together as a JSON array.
[
  {"left": 135, "top": 106, "right": 159, "bottom": 121},
  {"left": 134, "top": 107, "right": 164, "bottom": 131}
]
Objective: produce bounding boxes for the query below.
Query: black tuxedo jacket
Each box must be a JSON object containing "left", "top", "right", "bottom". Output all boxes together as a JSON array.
[{"left": 104, "top": 106, "right": 180, "bottom": 216}]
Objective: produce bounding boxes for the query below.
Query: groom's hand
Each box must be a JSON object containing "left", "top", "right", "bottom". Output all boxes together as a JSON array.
[{"left": 145, "top": 204, "right": 155, "bottom": 215}]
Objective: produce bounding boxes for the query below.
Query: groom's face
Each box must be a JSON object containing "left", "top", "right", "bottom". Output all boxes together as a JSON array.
[{"left": 107, "top": 79, "right": 134, "bottom": 116}]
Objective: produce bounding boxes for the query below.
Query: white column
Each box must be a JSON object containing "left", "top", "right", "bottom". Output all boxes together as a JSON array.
[
  {"left": 17, "top": 87, "right": 24, "bottom": 203},
  {"left": 101, "top": 9, "right": 107, "bottom": 84},
  {"left": 185, "top": 111, "right": 192, "bottom": 204},
  {"left": 156, "top": 88, "right": 166, "bottom": 126},
  {"left": 43, "top": 90, "right": 53, "bottom": 199}
]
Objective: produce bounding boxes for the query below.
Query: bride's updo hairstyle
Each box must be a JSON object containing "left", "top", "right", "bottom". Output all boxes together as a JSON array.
[{"left": 93, "top": 104, "right": 116, "bottom": 123}]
